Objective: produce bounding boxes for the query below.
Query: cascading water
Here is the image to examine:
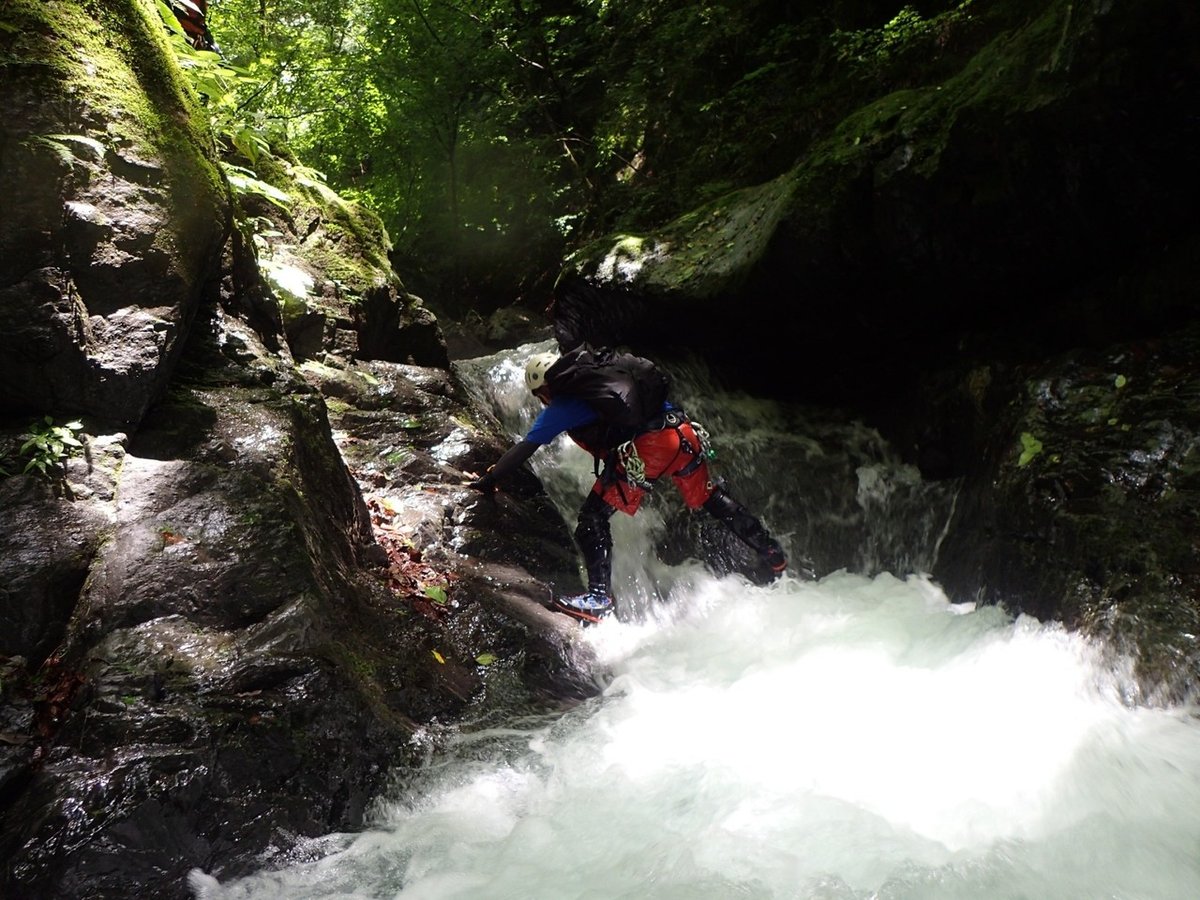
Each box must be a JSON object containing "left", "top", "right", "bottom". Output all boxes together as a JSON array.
[{"left": 192, "top": 344, "right": 1200, "bottom": 900}]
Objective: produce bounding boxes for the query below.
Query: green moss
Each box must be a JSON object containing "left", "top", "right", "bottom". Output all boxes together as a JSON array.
[
  {"left": 295, "top": 194, "right": 397, "bottom": 292},
  {"left": 4, "top": 0, "right": 226, "bottom": 279},
  {"left": 298, "top": 243, "right": 391, "bottom": 294},
  {"left": 830, "top": 89, "right": 924, "bottom": 157},
  {"left": 322, "top": 200, "right": 394, "bottom": 257},
  {"left": 821, "top": 0, "right": 1077, "bottom": 180},
  {"left": 568, "top": 171, "right": 797, "bottom": 298},
  {"left": 232, "top": 148, "right": 398, "bottom": 301},
  {"left": 333, "top": 642, "right": 379, "bottom": 682},
  {"left": 12, "top": 1, "right": 212, "bottom": 161},
  {"left": 1, "top": 3, "right": 77, "bottom": 80}
]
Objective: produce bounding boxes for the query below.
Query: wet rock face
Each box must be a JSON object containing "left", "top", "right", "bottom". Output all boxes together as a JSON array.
[
  {"left": 929, "top": 325, "right": 1200, "bottom": 697},
  {"left": 0, "top": 9, "right": 585, "bottom": 891},
  {"left": 0, "top": 304, "right": 594, "bottom": 899},
  {"left": 0, "top": 312, "right": 402, "bottom": 897},
  {"left": 0, "top": 5, "right": 593, "bottom": 897},
  {"left": 3, "top": 645, "right": 399, "bottom": 899},
  {"left": 0, "top": 478, "right": 110, "bottom": 664},
  {"left": 560, "top": 0, "right": 1199, "bottom": 407},
  {"left": 0, "top": 0, "right": 227, "bottom": 425}
]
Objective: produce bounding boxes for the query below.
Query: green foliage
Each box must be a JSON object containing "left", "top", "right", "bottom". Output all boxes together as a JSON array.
[
  {"left": 221, "top": 162, "right": 292, "bottom": 210},
  {"left": 1018, "top": 431, "right": 1044, "bottom": 468},
  {"left": 180, "top": 0, "right": 995, "bottom": 308},
  {"left": 19, "top": 417, "right": 85, "bottom": 477},
  {"left": 832, "top": 1, "right": 977, "bottom": 69},
  {"left": 35, "top": 0, "right": 1028, "bottom": 321},
  {"left": 155, "top": 1, "right": 265, "bottom": 146},
  {"left": 229, "top": 124, "right": 271, "bottom": 164}
]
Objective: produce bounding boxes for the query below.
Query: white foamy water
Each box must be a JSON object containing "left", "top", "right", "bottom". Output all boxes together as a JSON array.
[
  {"left": 192, "top": 347, "right": 1200, "bottom": 899},
  {"left": 191, "top": 571, "right": 1200, "bottom": 900}
]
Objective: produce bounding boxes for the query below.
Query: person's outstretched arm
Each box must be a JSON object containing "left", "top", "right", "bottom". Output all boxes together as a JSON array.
[
  {"left": 468, "top": 395, "right": 599, "bottom": 492},
  {"left": 468, "top": 440, "right": 541, "bottom": 492}
]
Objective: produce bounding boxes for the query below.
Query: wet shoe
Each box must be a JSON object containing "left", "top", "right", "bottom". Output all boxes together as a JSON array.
[
  {"left": 762, "top": 541, "right": 787, "bottom": 579},
  {"left": 553, "top": 591, "right": 614, "bottom": 625}
]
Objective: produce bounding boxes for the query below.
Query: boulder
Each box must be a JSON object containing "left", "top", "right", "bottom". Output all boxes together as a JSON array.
[
  {"left": 928, "top": 324, "right": 1200, "bottom": 699},
  {"left": 558, "top": 0, "right": 1199, "bottom": 406},
  {"left": 0, "top": 4, "right": 609, "bottom": 896},
  {"left": 227, "top": 151, "right": 449, "bottom": 369},
  {"left": 0, "top": 301, "right": 596, "bottom": 899},
  {"left": 0, "top": 0, "right": 227, "bottom": 426}
]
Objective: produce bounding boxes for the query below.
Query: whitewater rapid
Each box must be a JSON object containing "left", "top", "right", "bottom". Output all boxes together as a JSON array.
[
  {"left": 191, "top": 346, "right": 1200, "bottom": 899},
  {"left": 192, "top": 569, "right": 1200, "bottom": 899}
]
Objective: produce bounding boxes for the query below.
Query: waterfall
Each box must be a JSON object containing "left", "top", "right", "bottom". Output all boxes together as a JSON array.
[
  {"left": 455, "top": 341, "right": 960, "bottom": 586},
  {"left": 192, "top": 344, "right": 1200, "bottom": 900}
]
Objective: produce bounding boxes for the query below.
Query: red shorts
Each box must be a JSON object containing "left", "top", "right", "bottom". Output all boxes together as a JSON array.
[{"left": 589, "top": 421, "right": 714, "bottom": 515}]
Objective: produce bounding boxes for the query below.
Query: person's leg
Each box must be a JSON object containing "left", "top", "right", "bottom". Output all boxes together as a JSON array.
[
  {"left": 574, "top": 490, "right": 616, "bottom": 595},
  {"left": 659, "top": 423, "right": 790, "bottom": 578},
  {"left": 555, "top": 491, "right": 620, "bottom": 623},
  {"left": 701, "top": 485, "right": 788, "bottom": 576}
]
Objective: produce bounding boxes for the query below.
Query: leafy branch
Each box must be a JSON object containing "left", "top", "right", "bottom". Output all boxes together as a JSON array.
[
  {"left": 155, "top": 1, "right": 271, "bottom": 161},
  {"left": 832, "top": 0, "right": 976, "bottom": 68},
  {"left": 221, "top": 162, "right": 292, "bottom": 210}
]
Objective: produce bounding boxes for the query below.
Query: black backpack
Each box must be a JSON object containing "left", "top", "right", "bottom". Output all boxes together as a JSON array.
[{"left": 545, "top": 345, "right": 671, "bottom": 434}]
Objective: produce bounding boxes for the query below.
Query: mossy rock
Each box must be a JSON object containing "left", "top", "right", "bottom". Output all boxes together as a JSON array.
[
  {"left": 559, "top": 0, "right": 1196, "bottom": 405},
  {"left": 227, "top": 149, "right": 447, "bottom": 367},
  {"left": 0, "top": 0, "right": 228, "bottom": 426}
]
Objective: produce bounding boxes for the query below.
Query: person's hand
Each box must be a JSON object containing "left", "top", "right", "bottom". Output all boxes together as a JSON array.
[{"left": 465, "top": 468, "right": 497, "bottom": 494}]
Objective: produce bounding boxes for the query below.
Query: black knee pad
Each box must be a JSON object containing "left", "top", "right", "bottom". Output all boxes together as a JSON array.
[{"left": 703, "top": 486, "right": 774, "bottom": 556}]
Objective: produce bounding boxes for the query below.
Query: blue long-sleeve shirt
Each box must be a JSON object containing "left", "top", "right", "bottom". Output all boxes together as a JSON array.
[
  {"left": 525, "top": 396, "right": 600, "bottom": 444},
  {"left": 480, "top": 395, "right": 676, "bottom": 487}
]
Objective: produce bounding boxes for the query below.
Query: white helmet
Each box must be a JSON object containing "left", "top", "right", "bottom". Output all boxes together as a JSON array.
[{"left": 524, "top": 352, "right": 558, "bottom": 393}]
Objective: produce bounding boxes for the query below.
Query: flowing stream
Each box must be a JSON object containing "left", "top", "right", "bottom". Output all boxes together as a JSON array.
[{"left": 193, "top": 346, "right": 1200, "bottom": 899}]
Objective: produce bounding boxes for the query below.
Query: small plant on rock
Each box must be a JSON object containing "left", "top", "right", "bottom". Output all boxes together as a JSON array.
[{"left": 20, "top": 416, "right": 85, "bottom": 477}]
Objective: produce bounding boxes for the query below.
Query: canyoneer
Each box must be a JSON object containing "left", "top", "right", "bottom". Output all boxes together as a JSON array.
[{"left": 468, "top": 345, "right": 790, "bottom": 623}]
